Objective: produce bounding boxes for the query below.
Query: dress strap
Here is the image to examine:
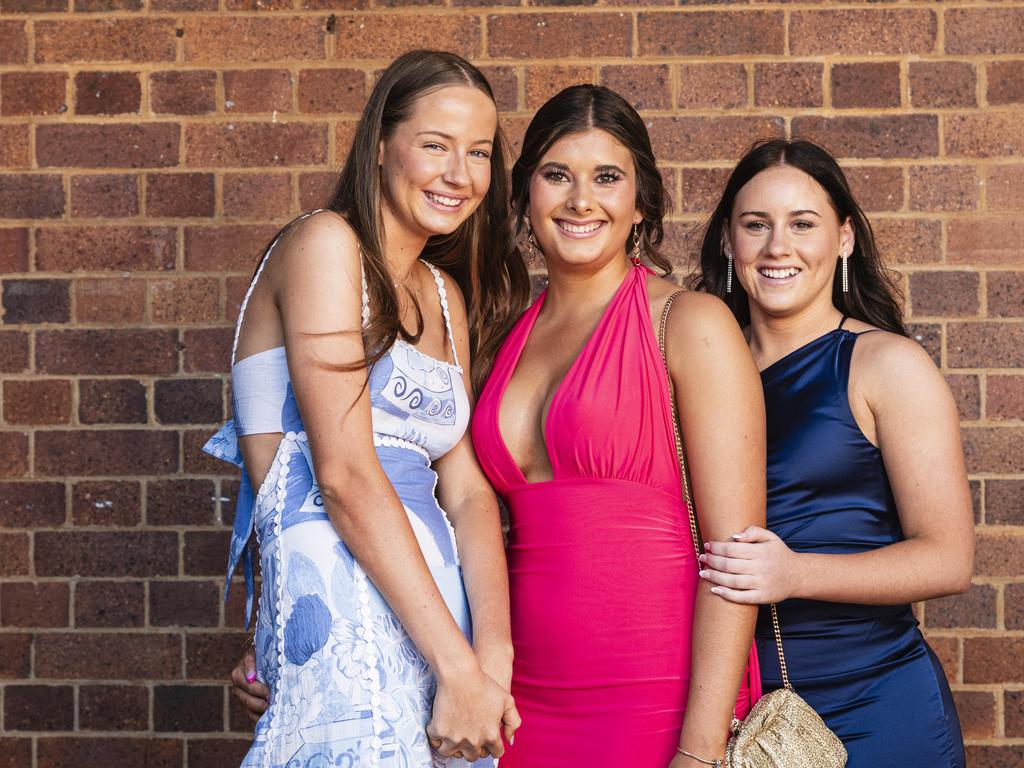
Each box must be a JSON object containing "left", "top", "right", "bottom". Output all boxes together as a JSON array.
[
  {"left": 230, "top": 209, "right": 327, "bottom": 366},
  {"left": 421, "top": 261, "right": 460, "bottom": 369},
  {"left": 837, "top": 315, "right": 850, "bottom": 330},
  {"left": 359, "top": 251, "right": 370, "bottom": 330}
]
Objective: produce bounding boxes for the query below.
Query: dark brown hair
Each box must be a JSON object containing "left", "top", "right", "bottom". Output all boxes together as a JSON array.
[{"left": 691, "top": 138, "right": 907, "bottom": 336}]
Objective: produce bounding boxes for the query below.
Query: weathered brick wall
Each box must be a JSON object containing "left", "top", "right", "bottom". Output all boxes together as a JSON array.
[{"left": 0, "top": 1, "right": 1021, "bottom": 765}]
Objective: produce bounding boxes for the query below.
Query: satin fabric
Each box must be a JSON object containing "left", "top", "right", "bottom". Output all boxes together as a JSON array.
[
  {"left": 756, "top": 328, "right": 965, "bottom": 767},
  {"left": 473, "top": 266, "right": 757, "bottom": 768}
]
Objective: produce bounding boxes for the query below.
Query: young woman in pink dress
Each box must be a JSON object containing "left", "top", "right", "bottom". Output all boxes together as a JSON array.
[{"left": 470, "top": 85, "right": 766, "bottom": 768}]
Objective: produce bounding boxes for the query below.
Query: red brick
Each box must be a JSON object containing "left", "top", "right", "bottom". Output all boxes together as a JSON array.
[
  {"left": 149, "top": 278, "right": 220, "bottom": 324},
  {"left": 925, "top": 584, "right": 996, "bottom": 630},
  {"left": 987, "top": 165, "right": 1024, "bottom": 212},
  {"left": 1008, "top": 583, "right": 1024, "bottom": 630},
  {"left": 870, "top": 218, "right": 940, "bottom": 265},
  {"left": 332, "top": 13, "right": 479, "bottom": 58},
  {"left": 70, "top": 174, "right": 139, "bottom": 218},
  {"left": 3, "top": 0, "right": 67, "bottom": 10},
  {"left": 224, "top": 172, "right": 293, "bottom": 219},
  {"left": 78, "top": 379, "right": 147, "bottom": 425},
  {"left": 489, "top": 13, "right": 622, "bottom": 59},
  {"left": 335, "top": 120, "right": 358, "bottom": 165},
  {"left": 947, "top": 8, "right": 1024, "bottom": 55},
  {"left": 74, "top": 278, "right": 146, "bottom": 324},
  {"left": 677, "top": 63, "right": 746, "bottom": 110},
  {"left": 964, "top": 637, "right": 1024, "bottom": 683},
  {"left": 649, "top": 116, "right": 783, "bottom": 163},
  {"left": 0, "top": 229, "right": 29, "bottom": 273},
  {"left": 976, "top": 532, "right": 1024, "bottom": 577},
  {"left": 224, "top": 0, "right": 290, "bottom": 9},
  {"left": 183, "top": 328, "right": 232, "bottom": 374},
  {"left": 525, "top": 64, "right": 594, "bottom": 111},
  {"left": 297, "top": 67, "right": 364, "bottom": 113},
  {"left": 73, "top": 71, "right": 141, "bottom": 115},
  {"left": 0, "top": 481, "right": 65, "bottom": 527},
  {"left": 0, "top": 174, "right": 64, "bottom": 219},
  {"left": 34, "top": 19, "right": 177, "bottom": 63},
  {"left": 37, "top": 530, "right": 178, "bottom": 578},
  {"left": 37, "top": 329, "right": 178, "bottom": 374},
  {"left": 74, "top": 580, "right": 144, "bottom": 627},
  {"left": 946, "top": 374, "right": 980, "bottom": 421},
  {"left": 37, "top": 738, "right": 182, "bottom": 768},
  {"left": 147, "top": 478, "right": 216, "bottom": 526},
  {"left": 154, "top": 378, "right": 223, "bottom": 424},
  {"left": 987, "top": 480, "right": 1024, "bottom": 527},
  {"left": 146, "top": 172, "right": 215, "bottom": 218},
  {"left": 223, "top": 69, "right": 293, "bottom": 113},
  {"left": 908, "top": 271, "right": 979, "bottom": 317},
  {"left": 184, "top": 529, "right": 231, "bottom": 575},
  {"left": 185, "top": 224, "right": 277, "bottom": 271},
  {"left": 790, "top": 9, "right": 936, "bottom": 55},
  {"left": 153, "top": 684, "right": 223, "bottom": 731},
  {"left": 188, "top": 740, "right": 251, "bottom": 768},
  {"left": 71, "top": 479, "right": 141, "bottom": 526},
  {"left": 74, "top": 0, "right": 142, "bottom": 11},
  {"left": 792, "top": 115, "right": 938, "bottom": 159},
  {"left": 962, "top": 427, "right": 1024, "bottom": 474},
  {"left": 0, "top": 583, "right": 69, "bottom": 627},
  {"left": 3, "top": 279, "right": 70, "bottom": 323},
  {"left": 37, "top": 124, "right": 179, "bottom": 168},
  {"left": 37, "top": 226, "right": 176, "bottom": 272},
  {"left": 677, "top": 167, "right": 730, "bottom": 216},
  {"left": 151, "top": 0, "right": 214, "bottom": 9},
  {"left": 150, "top": 70, "right": 216, "bottom": 115},
  {"left": 0, "top": 740, "right": 30, "bottom": 767},
  {"left": 988, "top": 272, "right": 1024, "bottom": 318},
  {"left": 753, "top": 63, "right": 822, "bottom": 109},
  {"left": 908, "top": 165, "right": 978, "bottom": 212},
  {"left": 36, "top": 430, "right": 179, "bottom": 476},
  {"left": 1005, "top": 690, "right": 1024, "bottom": 738},
  {"left": 0, "top": 72, "right": 67, "bottom": 116},
  {"left": 0, "top": 432, "right": 29, "bottom": 478},
  {"left": 946, "top": 113, "right": 1024, "bottom": 158},
  {"left": 0, "top": 22, "right": 29, "bottom": 65},
  {"left": 475, "top": 65, "right": 517, "bottom": 112},
  {"left": 79, "top": 686, "right": 149, "bottom": 731},
  {"left": 183, "top": 17, "right": 325, "bottom": 63},
  {"left": 185, "top": 631, "right": 248, "bottom": 678},
  {"left": 185, "top": 123, "right": 327, "bottom": 168},
  {"left": 908, "top": 61, "right": 976, "bottom": 108},
  {"left": 0, "top": 632, "right": 31, "bottom": 675},
  {"left": 3, "top": 380, "right": 72, "bottom": 424},
  {"left": 151, "top": 580, "right": 220, "bottom": 627},
  {"left": 639, "top": 11, "right": 782, "bottom": 56},
  {"left": 987, "top": 61, "right": 1024, "bottom": 106},
  {"left": 947, "top": 219, "right": 1024, "bottom": 265},
  {"left": 841, "top": 166, "right": 903, "bottom": 213},
  {"left": 988, "top": 375, "right": 1024, "bottom": 421},
  {"left": 599, "top": 65, "right": 670, "bottom": 112},
  {"left": 0, "top": 125, "right": 29, "bottom": 168},
  {"left": 0, "top": 532, "right": 30, "bottom": 576},
  {"left": 4, "top": 685, "right": 73, "bottom": 731},
  {"left": 953, "top": 690, "right": 996, "bottom": 740},
  {"left": 831, "top": 61, "right": 901, "bottom": 109}
]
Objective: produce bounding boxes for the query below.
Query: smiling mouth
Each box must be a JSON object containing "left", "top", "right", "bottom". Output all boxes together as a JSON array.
[
  {"left": 424, "top": 191, "right": 465, "bottom": 210},
  {"left": 758, "top": 267, "right": 801, "bottom": 280},
  {"left": 555, "top": 219, "right": 605, "bottom": 237}
]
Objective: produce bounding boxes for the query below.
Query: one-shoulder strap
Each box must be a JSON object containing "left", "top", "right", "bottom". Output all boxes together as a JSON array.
[
  {"left": 422, "top": 261, "right": 460, "bottom": 369},
  {"left": 230, "top": 209, "right": 326, "bottom": 366}
]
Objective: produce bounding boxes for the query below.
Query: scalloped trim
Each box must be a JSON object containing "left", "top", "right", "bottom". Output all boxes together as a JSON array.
[
  {"left": 372, "top": 432, "right": 430, "bottom": 461},
  {"left": 352, "top": 560, "right": 384, "bottom": 766},
  {"left": 422, "top": 261, "right": 460, "bottom": 370}
]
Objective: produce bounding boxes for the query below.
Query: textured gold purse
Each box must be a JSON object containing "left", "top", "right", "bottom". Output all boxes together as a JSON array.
[{"left": 658, "top": 292, "right": 847, "bottom": 768}]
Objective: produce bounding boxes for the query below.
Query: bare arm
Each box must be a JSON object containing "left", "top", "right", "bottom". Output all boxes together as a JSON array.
[
  {"left": 702, "top": 332, "right": 973, "bottom": 606},
  {"left": 666, "top": 293, "right": 766, "bottom": 765}
]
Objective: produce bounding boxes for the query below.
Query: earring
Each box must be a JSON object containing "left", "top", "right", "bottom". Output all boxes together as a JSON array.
[
  {"left": 525, "top": 220, "right": 539, "bottom": 259},
  {"left": 631, "top": 225, "right": 642, "bottom": 266},
  {"left": 725, "top": 249, "right": 734, "bottom": 294},
  {"left": 841, "top": 251, "right": 849, "bottom": 293}
]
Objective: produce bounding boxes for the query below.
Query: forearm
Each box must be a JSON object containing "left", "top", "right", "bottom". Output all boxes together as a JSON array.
[
  {"left": 792, "top": 535, "right": 972, "bottom": 605},
  {"left": 678, "top": 584, "right": 757, "bottom": 757}
]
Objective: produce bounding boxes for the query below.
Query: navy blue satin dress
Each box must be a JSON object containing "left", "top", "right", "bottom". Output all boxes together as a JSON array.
[{"left": 756, "top": 325, "right": 965, "bottom": 767}]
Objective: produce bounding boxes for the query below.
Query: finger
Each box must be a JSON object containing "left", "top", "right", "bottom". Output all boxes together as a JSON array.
[
  {"left": 699, "top": 551, "right": 752, "bottom": 573},
  {"left": 731, "top": 525, "right": 774, "bottom": 543},
  {"left": 482, "top": 728, "right": 505, "bottom": 759},
  {"left": 502, "top": 700, "right": 522, "bottom": 744},
  {"left": 699, "top": 569, "right": 756, "bottom": 590},
  {"left": 244, "top": 652, "right": 258, "bottom": 683},
  {"left": 428, "top": 736, "right": 443, "bottom": 750},
  {"left": 703, "top": 540, "right": 756, "bottom": 559},
  {"left": 232, "top": 688, "right": 269, "bottom": 716},
  {"left": 709, "top": 585, "right": 762, "bottom": 604}
]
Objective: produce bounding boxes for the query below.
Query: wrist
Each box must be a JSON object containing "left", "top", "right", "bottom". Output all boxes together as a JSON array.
[{"left": 426, "top": 640, "right": 478, "bottom": 683}]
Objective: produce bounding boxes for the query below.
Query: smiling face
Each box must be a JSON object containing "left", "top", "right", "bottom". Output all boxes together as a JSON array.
[
  {"left": 378, "top": 84, "right": 497, "bottom": 241},
  {"left": 527, "top": 128, "right": 642, "bottom": 272},
  {"left": 725, "top": 164, "right": 854, "bottom": 321}
]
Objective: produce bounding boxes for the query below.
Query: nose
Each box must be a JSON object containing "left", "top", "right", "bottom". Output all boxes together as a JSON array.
[
  {"left": 567, "top": 180, "right": 593, "bottom": 214},
  {"left": 766, "top": 226, "right": 790, "bottom": 258},
  {"left": 443, "top": 153, "right": 470, "bottom": 188}
]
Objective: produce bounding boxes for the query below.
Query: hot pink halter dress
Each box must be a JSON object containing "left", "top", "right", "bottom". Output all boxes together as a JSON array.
[{"left": 472, "top": 266, "right": 757, "bottom": 768}]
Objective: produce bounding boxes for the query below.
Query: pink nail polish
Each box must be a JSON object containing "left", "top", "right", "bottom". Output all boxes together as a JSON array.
[{"left": 246, "top": 671, "right": 257, "bottom": 683}]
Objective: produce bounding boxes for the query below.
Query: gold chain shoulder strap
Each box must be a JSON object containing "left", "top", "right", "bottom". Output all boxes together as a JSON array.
[{"left": 657, "top": 290, "right": 792, "bottom": 690}]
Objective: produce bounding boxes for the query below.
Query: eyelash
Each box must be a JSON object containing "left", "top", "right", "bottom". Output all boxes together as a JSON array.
[
  {"left": 423, "top": 143, "right": 490, "bottom": 160},
  {"left": 542, "top": 171, "right": 623, "bottom": 184},
  {"left": 743, "top": 220, "right": 816, "bottom": 231}
]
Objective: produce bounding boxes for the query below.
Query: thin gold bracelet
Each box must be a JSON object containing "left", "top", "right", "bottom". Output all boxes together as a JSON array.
[{"left": 676, "top": 746, "right": 724, "bottom": 768}]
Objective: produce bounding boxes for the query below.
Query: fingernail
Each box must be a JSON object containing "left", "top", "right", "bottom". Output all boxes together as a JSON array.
[
  {"left": 710, "top": 587, "right": 722, "bottom": 595},
  {"left": 510, "top": 735, "right": 514, "bottom": 745},
  {"left": 246, "top": 671, "right": 257, "bottom": 683},
  {"left": 698, "top": 554, "right": 707, "bottom": 563},
  {"left": 698, "top": 570, "right": 709, "bottom": 578},
  {"left": 732, "top": 533, "right": 746, "bottom": 540}
]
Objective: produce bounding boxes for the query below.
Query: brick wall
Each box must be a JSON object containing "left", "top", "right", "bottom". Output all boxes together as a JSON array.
[{"left": 0, "top": 1, "right": 1022, "bottom": 765}]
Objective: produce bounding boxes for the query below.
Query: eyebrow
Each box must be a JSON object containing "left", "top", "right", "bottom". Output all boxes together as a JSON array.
[
  {"left": 539, "top": 161, "right": 628, "bottom": 175},
  {"left": 415, "top": 130, "right": 493, "bottom": 146},
  {"left": 738, "top": 209, "right": 822, "bottom": 218}
]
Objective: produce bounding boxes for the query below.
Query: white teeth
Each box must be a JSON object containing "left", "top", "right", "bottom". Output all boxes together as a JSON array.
[
  {"left": 559, "top": 221, "right": 602, "bottom": 234},
  {"left": 760, "top": 267, "right": 800, "bottom": 279},
  {"left": 425, "top": 192, "right": 462, "bottom": 207}
]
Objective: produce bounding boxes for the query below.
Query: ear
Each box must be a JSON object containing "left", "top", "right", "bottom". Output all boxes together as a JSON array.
[
  {"left": 633, "top": 208, "right": 642, "bottom": 226},
  {"left": 839, "top": 216, "right": 855, "bottom": 258},
  {"left": 378, "top": 139, "right": 385, "bottom": 167},
  {"left": 720, "top": 219, "right": 733, "bottom": 256}
]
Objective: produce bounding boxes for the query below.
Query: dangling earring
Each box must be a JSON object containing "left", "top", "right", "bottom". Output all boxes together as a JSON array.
[
  {"left": 841, "top": 251, "right": 849, "bottom": 293},
  {"left": 525, "top": 219, "right": 539, "bottom": 259},
  {"left": 725, "top": 248, "right": 734, "bottom": 294},
  {"left": 631, "top": 225, "right": 642, "bottom": 266}
]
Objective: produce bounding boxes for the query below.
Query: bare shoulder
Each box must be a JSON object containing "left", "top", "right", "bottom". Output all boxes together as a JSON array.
[
  {"left": 664, "top": 287, "right": 742, "bottom": 341},
  {"left": 849, "top": 325, "right": 950, "bottom": 410},
  {"left": 275, "top": 209, "right": 361, "bottom": 275}
]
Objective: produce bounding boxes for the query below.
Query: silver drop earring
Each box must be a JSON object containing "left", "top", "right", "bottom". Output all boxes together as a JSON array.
[
  {"left": 725, "top": 249, "right": 734, "bottom": 294},
  {"left": 841, "top": 251, "right": 849, "bottom": 293}
]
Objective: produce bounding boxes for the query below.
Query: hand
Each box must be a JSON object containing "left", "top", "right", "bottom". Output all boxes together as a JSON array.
[
  {"left": 475, "top": 642, "right": 513, "bottom": 693},
  {"left": 230, "top": 646, "right": 270, "bottom": 724},
  {"left": 699, "top": 525, "right": 798, "bottom": 604},
  {"left": 427, "top": 661, "right": 520, "bottom": 761}
]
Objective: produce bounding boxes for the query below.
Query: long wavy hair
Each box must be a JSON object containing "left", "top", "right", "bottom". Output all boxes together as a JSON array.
[{"left": 691, "top": 138, "right": 906, "bottom": 335}]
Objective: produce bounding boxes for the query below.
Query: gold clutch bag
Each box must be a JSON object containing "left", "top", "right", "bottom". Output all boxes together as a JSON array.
[{"left": 658, "top": 292, "right": 847, "bottom": 768}]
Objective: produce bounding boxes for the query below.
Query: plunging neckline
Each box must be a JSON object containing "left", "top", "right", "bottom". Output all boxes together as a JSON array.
[{"left": 495, "top": 265, "right": 640, "bottom": 487}]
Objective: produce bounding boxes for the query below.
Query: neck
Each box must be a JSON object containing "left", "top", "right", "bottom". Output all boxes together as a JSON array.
[
  {"left": 746, "top": 297, "right": 844, "bottom": 368},
  {"left": 542, "top": 255, "right": 633, "bottom": 319},
  {"left": 380, "top": 205, "right": 429, "bottom": 284}
]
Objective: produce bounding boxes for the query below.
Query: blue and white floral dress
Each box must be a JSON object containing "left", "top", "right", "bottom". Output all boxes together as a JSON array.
[{"left": 204, "top": 211, "right": 489, "bottom": 768}]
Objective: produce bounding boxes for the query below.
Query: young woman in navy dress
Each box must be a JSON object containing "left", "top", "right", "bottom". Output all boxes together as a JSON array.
[{"left": 695, "top": 139, "right": 971, "bottom": 767}]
